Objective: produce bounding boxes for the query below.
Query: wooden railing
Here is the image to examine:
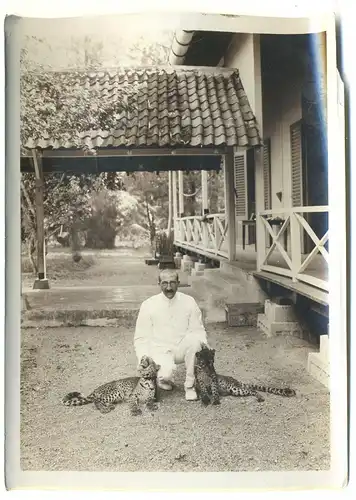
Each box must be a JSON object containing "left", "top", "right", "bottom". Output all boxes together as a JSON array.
[
  {"left": 257, "top": 206, "right": 329, "bottom": 292},
  {"left": 174, "top": 213, "right": 228, "bottom": 258}
]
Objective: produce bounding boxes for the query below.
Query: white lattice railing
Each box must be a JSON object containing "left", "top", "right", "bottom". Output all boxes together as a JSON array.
[
  {"left": 257, "top": 206, "right": 329, "bottom": 292},
  {"left": 174, "top": 213, "right": 228, "bottom": 258}
]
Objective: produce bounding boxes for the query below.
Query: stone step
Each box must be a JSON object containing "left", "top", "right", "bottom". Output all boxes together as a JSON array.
[
  {"left": 219, "top": 261, "right": 256, "bottom": 284},
  {"left": 307, "top": 352, "right": 330, "bottom": 389},
  {"left": 22, "top": 306, "right": 141, "bottom": 329},
  {"left": 225, "top": 302, "right": 264, "bottom": 327},
  {"left": 22, "top": 299, "right": 209, "bottom": 329},
  {"left": 190, "top": 270, "right": 266, "bottom": 308},
  {"left": 257, "top": 313, "right": 304, "bottom": 338},
  {"left": 203, "top": 269, "right": 245, "bottom": 292},
  {"left": 319, "top": 334, "right": 329, "bottom": 361}
]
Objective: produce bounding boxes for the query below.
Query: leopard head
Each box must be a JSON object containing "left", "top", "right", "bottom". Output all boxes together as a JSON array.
[
  {"left": 195, "top": 344, "right": 216, "bottom": 373},
  {"left": 138, "top": 355, "right": 161, "bottom": 379}
]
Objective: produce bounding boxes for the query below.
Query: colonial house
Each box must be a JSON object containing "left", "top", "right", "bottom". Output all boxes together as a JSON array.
[
  {"left": 167, "top": 27, "right": 343, "bottom": 389},
  {"left": 20, "top": 14, "right": 343, "bottom": 389}
]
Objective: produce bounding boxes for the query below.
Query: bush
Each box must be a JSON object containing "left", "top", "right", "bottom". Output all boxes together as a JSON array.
[{"left": 85, "top": 191, "right": 119, "bottom": 249}]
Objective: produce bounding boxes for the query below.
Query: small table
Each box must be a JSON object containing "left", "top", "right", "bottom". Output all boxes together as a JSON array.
[{"left": 242, "top": 220, "right": 257, "bottom": 251}]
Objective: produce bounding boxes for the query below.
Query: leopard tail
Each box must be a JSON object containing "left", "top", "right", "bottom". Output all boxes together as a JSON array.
[
  {"left": 248, "top": 385, "right": 296, "bottom": 397},
  {"left": 62, "top": 391, "right": 96, "bottom": 406}
]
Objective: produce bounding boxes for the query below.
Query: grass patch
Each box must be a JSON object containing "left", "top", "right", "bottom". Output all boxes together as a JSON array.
[{"left": 21, "top": 253, "right": 96, "bottom": 278}]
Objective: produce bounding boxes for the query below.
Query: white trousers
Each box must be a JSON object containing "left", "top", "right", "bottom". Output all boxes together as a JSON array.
[{"left": 150, "top": 336, "right": 203, "bottom": 390}]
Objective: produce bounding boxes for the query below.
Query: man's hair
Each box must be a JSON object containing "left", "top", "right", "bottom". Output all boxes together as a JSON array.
[{"left": 158, "top": 269, "right": 179, "bottom": 282}]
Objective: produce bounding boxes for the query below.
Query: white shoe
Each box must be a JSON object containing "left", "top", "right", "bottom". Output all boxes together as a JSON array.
[
  {"left": 185, "top": 387, "right": 198, "bottom": 401},
  {"left": 158, "top": 380, "right": 173, "bottom": 391}
]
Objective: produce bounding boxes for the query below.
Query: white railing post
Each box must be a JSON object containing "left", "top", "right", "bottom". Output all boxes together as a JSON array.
[
  {"left": 256, "top": 213, "right": 267, "bottom": 271},
  {"left": 178, "top": 171, "right": 184, "bottom": 217},
  {"left": 214, "top": 216, "right": 219, "bottom": 253},
  {"left": 180, "top": 219, "right": 185, "bottom": 242},
  {"left": 201, "top": 170, "right": 209, "bottom": 215},
  {"left": 290, "top": 209, "right": 302, "bottom": 282},
  {"left": 186, "top": 219, "right": 192, "bottom": 243},
  {"left": 224, "top": 149, "right": 236, "bottom": 261},
  {"left": 202, "top": 220, "right": 208, "bottom": 247},
  {"left": 172, "top": 171, "right": 178, "bottom": 239}
]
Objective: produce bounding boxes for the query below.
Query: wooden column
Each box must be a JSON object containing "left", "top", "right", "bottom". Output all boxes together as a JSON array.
[
  {"left": 167, "top": 170, "right": 173, "bottom": 234},
  {"left": 255, "top": 147, "right": 267, "bottom": 271},
  {"left": 172, "top": 171, "right": 178, "bottom": 237},
  {"left": 201, "top": 170, "right": 209, "bottom": 215},
  {"left": 224, "top": 149, "right": 236, "bottom": 261},
  {"left": 178, "top": 170, "right": 184, "bottom": 216},
  {"left": 32, "top": 149, "right": 49, "bottom": 289}
]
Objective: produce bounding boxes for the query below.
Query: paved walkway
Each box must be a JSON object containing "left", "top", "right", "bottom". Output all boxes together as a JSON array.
[{"left": 21, "top": 248, "right": 210, "bottom": 327}]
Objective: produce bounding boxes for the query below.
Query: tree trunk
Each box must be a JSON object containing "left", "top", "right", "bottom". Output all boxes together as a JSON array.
[{"left": 28, "top": 234, "right": 37, "bottom": 274}]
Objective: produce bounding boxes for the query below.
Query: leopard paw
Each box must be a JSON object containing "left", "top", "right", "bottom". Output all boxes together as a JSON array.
[
  {"left": 201, "top": 396, "right": 211, "bottom": 406},
  {"left": 147, "top": 402, "right": 159, "bottom": 411},
  {"left": 130, "top": 407, "right": 142, "bottom": 416}
]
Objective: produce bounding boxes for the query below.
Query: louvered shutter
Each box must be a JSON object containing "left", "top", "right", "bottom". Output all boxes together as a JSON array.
[
  {"left": 290, "top": 121, "right": 303, "bottom": 207},
  {"left": 234, "top": 152, "right": 247, "bottom": 219},
  {"left": 263, "top": 139, "right": 272, "bottom": 210}
]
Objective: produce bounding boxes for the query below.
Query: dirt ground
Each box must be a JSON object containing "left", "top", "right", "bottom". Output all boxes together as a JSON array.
[{"left": 21, "top": 323, "right": 330, "bottom": 472}]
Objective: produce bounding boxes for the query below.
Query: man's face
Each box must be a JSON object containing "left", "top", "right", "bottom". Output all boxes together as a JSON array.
[{"left": 159, "top": 271, "right": 179, "bottom": 299}]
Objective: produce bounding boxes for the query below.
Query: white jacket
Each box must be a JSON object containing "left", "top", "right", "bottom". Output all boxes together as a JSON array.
[{"left": 134, "top": 291, "right": 208, "bottom": 359}]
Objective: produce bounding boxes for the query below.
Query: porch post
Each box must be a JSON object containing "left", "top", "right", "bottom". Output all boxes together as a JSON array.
[
  {"left": 178, "top": 170, "right": 184, "bottom": 216},
  {"left": 201, "top": 170, "right": 209, "bottom": 214},
  {"left": 255, "top": 147, "right": 266, "bottom": 271},
  {"left": 167, "top": 170, "right": 172, "bottom": 234},
  {"left": 224, "top": 148, "right": 236, "bottom": 261},
  {"left": 290, "top": 211, "right": 302, "bottom": 282},
  {"left": 172, "top": 171, "right": 178, "bottom": 237},
  {"left": 32, "top": 149, "right": 49, "bottom": 289}
]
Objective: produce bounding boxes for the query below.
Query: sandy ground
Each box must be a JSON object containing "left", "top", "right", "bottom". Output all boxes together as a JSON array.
[{"left": 21, "top": 323, "right": 330, "bottom": 472}]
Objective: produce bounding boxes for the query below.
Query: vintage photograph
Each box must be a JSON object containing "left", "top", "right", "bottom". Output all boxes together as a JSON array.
[{"left": 10, "top": 8, "right": 345, "bottom": 484}]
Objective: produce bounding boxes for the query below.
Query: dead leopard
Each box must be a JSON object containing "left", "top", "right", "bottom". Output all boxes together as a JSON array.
[
  {"left": 194, "top": 344, "right": 296, "bottom": 405},
  {"left": 62, "top": 355, "right": 160, "bottom": 415}
]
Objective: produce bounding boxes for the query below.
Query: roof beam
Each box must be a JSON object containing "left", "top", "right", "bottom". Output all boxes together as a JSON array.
[{"left": 36, "top": 147, "right": 228, "bottom": 159}]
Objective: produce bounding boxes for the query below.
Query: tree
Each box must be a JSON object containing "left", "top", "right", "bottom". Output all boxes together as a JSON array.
[
  {"left": 20, "top": 36, "right": 136, "bottom": 269},
  {"left": 123, "top": 172, "right": 169, "bottom": 251},
  {"left": 69, "top": 35, "right": 105, "bottom": 69},
  {"left": 127, "top": 36, "right": 171, "bottom": 65}
]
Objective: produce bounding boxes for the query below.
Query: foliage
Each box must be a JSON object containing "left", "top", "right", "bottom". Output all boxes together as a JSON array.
[
  {"left": 21, "top": 172, "right": 125, "bottom": 271},
  {"left": 182, "top": 170, "right": 225, "bottom": 216},
  {"left": 124, "top": 172, "right": 169, "bottom": 245},
  {"left": 127, "top": 37, "right": 171, "bottom": 65},
  {"left": 21, "top": 36, "right": 144, "bottom": 154},
  {"left": 20, "top": 69, "right": 140, "bottom": 155},
  {"left": 85, "top": 189, "right": 139, "bottom": 249}
]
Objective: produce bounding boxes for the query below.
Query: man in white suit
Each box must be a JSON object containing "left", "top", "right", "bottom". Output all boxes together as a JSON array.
[{"left": 134, "top": 269, "right": 208, "bottom": 401}]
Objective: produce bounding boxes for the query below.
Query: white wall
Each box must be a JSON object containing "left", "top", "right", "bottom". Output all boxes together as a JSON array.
[
  {"left": 224, "top": 34, "right": 263, "bottom": 248},
  {"left": 262, "top": 73, "right": 303, "bottom": 211},
  {"left": 224, "top": 33, "right": 262, "bottom": 129}
]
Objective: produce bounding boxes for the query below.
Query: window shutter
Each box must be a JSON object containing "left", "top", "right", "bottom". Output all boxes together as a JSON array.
[
  {"left": 263, "top": 139, "right": 272, "bottom": 210},
  {"left": 234, "top": 152, "right": 247, "bottom": 218},
  {"left": 290, "top": 121, "right": 303, "bottom": 207}
]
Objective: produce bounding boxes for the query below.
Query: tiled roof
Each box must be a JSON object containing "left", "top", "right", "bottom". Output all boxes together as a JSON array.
[{"left": 24, "top": 67, "right": 261, "bottom": 150}]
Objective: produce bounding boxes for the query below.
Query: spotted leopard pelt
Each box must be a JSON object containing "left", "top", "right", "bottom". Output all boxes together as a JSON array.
[
  {"left": 194, "top": 345, "right": 296, "bottom": 405},
  {"left": 62, "top": 355, "right": 161, "bottom": 415}
]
